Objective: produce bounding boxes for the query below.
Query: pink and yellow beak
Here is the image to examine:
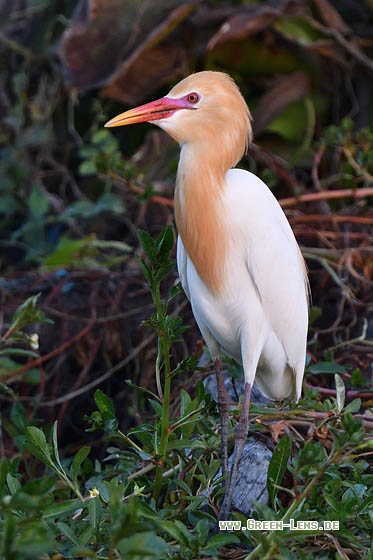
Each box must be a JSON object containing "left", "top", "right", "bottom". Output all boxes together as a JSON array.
[{"left": 105, "top": 96, "right": 188, "bottom": 128}]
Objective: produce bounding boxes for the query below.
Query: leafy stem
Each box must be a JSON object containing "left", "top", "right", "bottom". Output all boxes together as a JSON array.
[
  {"left": 137, "top": 225, "right": 176, "bottom": 503},
  {"left": 152, "top": 282, "right": 173, "bottom": 501},
  {"left": 24, "top": 421, "right": 86, "bottom": 502}
]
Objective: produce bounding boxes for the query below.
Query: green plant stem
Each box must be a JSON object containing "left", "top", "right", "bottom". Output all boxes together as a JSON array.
[
  {"left": 118, "top": 430, "right": 144, "bottom": 455},
  {"left": 0, "top": 30, "right": 34, "bottom": 60},
  {"left": 153, "top": 285, "right": 172, "bottom": 503},
  {"left": 53, "top": 466, "right": 85, "bottom": 502}
]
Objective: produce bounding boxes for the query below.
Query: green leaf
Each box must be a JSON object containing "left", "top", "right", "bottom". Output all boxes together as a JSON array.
[
  {"left": 10, "top": 293, "right": 51, "bottom": 332},
  {"left": 296, "top": 441, "right": 327, "bottom": 477},
  {"left": 171, "top": 356, "right": 199, "bottom": 376},
  {"left": 344, "top": 398, "right": 361, "bottom": 414},
  {"left": 155, "top": 224, "right": 174, "bottom": 258},
  {"left": 139, "top": 258, "right": 153, "bottom": 286},
  {"left": 92, "top": 389, "right": 118, "bottom": 435},
  {"left": 324, "top": 492, "right": 340, "bottom": 511},
  {"left": 168, "top": 281, "right": 183, "bottom": 301},
  {"left": 93, "top": 238, "right": 131, "bottom": 252},
  {"left": 28, "top": 185, "right": 49, "bottom": 220},
  {"left": 159, "top": 520, "right": 192, "bottom": 547},
  {"left": 63, "top": 193, "right": 126, "bottom": 218},
  {"left": 267, "top": 434, "right": 291, "bottom": 505},
  {"left": 94, "top": 389, "right": 115, "bottom": 417},
  {"left": 180, "top": 389, "right": 192, "bottom": 416},
  {"left": 342, "top": 483, "right": 367, "bottom": 504},
  {"left": 0, "top": 357, "right": 18, "bottom": 377},
  {"left": 24, "top": 426, "right": 53, "bottom": 466},
  {"left": 137, "top": 229, "right": 156, "bottom": 263},
  {"left": 42, "top": 234, "right": 98, "bottom": 270},
  {"left": 56, "top": 521, "right": 80, "bottom": 546},
  {"left": 350, "top": 368, "right": 366, "bottom": 388},
  {"left": 308, "top": 362, "right": 348, "bottom": 375},
  {"left": 96, "top": 192, "right": 126, "bottom": 215},
  {"left": 275, "top": 16, "right": 324, "bottom": 46},
  {"left": 9, "top": 401, "right": 27, "bottom": 432},
  {"left": 70, "top": 446, "right": 91, "bottom": 486},
  {"left": 78, "top": 525, "right": 94, "bottom": 547},
  {"left": 1, "top": 512, "right": 16, "bottom": 556},
  {"left": 22, "top": 368, "right": 41, "bottom": 385},
  {"left": 148, "top": 398, "right": 163, "bottom": 417},
  {"left": 154, "top": 262, "right": 174, "bottom": 285},
  {"left": 266, "top": 95, "right": 327, "bottom": 143},
  {"left": 204, "top": 532, "right": 240, "bottom": 553},
  {"left": 124, "top": 379, "right": 159, "bottom": 400},
  {"left": 0, "top": 457, "right": 10, "bottom": 491},
  {"left": 51, "top": 421, "right": 64, "bottom": 473},
  {"left": 166, "top": 439, "right": 206, "bottom": 451},
  {"left": 88, "top": 493, "right": 102, "bottom": 530},
  {"left": 173, "top": 478, "right": 193, "bottom": 496},
  {"left": 79, "top": 159, "right": 97, "bottom": 176},
  {"left": 0, "top": 194, "right": 20, "bottom": 215},
  {"left": 63, "top": 198, "right": 97, "bottom": 217},
  {"left": 266, "top": 101, "right": 308, "bottom": 143},
  {"left": 6, "top": 473, "right": 22, "bottom": 495},
  {"left": 43, "top": 499, "right": 83, "bottom": 519},
  {"left": 339, "top": 413, "right": 365, "bottom": 446},
  {"left": 0, "top": 348, "right": 39, "bottom": 358},
  {"left": 6, "top": 518, "right": 56, "bottom": 555},
  {"left": 335, "top": 374, "right": 345, "bottom": 413},
  {"left": 117, "top": 532, "right": 171, "bottom": 557}
]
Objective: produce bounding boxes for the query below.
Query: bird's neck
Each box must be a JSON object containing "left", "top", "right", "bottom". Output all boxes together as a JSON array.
[{"left": 174, "top": 145, "right": 229, "bottom": 295}]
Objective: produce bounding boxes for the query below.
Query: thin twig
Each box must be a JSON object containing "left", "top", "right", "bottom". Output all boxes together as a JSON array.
[
  {"left": 279, "top": 187, "right": 373, "bottom": 208},
  {"left": 326, "top": 318, "right": 373, "bottom": 351},
  {"left": 0, "top": 31, "right": 34, "bottom": 60},
  {"left": 342, "top": 145, "right": 373, "bottom": 184},
  {"left": 5, "top": 315, "right": 97, "bottom": 383},
  {"left": 304, "top": 14, "right": 373, "bottom": 74},
  {"left": 41, "top": 333, "right": 156, "bottom": 406}
]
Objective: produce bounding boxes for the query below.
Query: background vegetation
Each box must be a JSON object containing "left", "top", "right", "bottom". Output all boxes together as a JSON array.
[{"left": 0, "top": 0, "right": 372, "bottom": 558}]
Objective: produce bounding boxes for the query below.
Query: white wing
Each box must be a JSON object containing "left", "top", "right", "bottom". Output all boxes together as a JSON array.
[
  {"left": 176, "top": 235, "right": 190, "bottom": 300},
  {"left": 224, "top": 169, "right": 309, "bottom": 398}
]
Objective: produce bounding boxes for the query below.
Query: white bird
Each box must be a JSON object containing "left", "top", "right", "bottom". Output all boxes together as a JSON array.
[{"left": 105, "top": 71, "right": 309, "bottom": 520}]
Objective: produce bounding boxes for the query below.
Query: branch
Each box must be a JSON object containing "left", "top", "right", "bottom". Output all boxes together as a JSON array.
[
  {"left": 279, "top": 187, "right": 373, "bottom": 208},
  {"left": 5, "top": 315, "right": 97, "bottom": 383}
]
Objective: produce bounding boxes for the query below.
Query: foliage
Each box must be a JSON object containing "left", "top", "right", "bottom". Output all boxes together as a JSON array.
[
  {"left": 1, "top": 231, "right": 372, "bottom": 559},
  {"left": 320, "top": 118, "right": 373, "bottom": 189},
  {"left": 0, "top": 4, "right": 133, "bottom": 271},
  {"left": 0, "top": 293, "right": 52, "bottom": 382}
]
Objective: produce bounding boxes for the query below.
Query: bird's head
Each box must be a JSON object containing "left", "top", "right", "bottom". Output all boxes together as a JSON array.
[{"left": 105, "top": 71, "right": 252, "bottom": 169}]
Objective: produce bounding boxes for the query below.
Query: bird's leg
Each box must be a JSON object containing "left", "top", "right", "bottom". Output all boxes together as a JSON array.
[
  {"left": 215, "top": 356, "right": 229, "bottom": 476},
  {"left": 218, "top": 381, "right": 251, "bottom": 521}
]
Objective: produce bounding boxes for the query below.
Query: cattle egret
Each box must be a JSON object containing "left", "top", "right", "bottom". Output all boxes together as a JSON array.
[{"left": 105, "top": 71, "right": 309, "bottom": 520}]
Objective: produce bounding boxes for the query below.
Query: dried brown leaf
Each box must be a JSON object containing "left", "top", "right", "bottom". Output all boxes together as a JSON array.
[
  {"left": 308, "top": 40, "right": 349, "bottom": 66},
  {"left": 100, "top": 43, "right": 187, "bottom": 104},
  {"left": 252, "top": 71, "right": 310, "bottom": 136},
  {"left": 315, "top": 423, "right": 329, "bottom": 440},
  {"left": 100, "top": 2, "right": 200, "bottom": 104},
  {"left": 58, "top": 0, "right": 197, "bottom": 93},
  {"left": 270, "top": 420, "right": 286, "bottom": 443},
  {"left": 207, "top": 7, "right": 279, "bottom": 51},
  {"left": 312, "top": 0, "right": 350, "bottom": 35},
  {"left": 207, "top": 1, "right": 304, "bottom": 50}
]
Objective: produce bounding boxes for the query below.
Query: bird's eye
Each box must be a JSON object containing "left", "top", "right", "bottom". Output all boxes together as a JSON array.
[{"left": 187, "top": 92, "right": 199, "bottom": 104}]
